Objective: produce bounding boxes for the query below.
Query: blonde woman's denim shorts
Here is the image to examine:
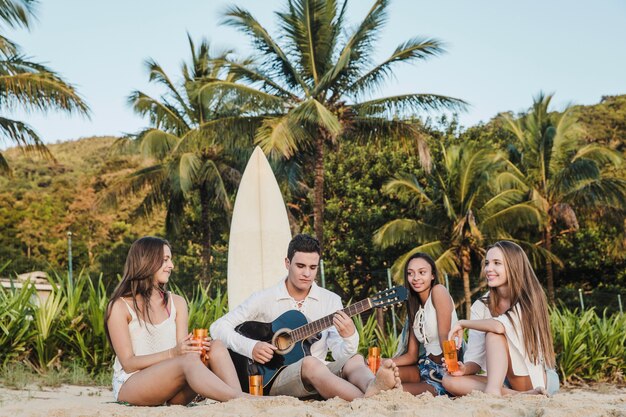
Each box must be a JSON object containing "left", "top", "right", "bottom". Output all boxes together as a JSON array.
[{"left": 546, "top": 368, "right": 559, "bottom": 395}]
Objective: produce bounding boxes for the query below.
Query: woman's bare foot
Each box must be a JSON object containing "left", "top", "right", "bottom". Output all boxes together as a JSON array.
[
  {"left": 520, "top": 387, "right": 549, "bottom": 396},
  {"left": 364, "top": 359, "right": 402, "bottom": 397}
]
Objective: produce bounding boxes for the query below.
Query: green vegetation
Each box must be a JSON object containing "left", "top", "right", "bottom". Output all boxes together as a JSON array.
[
  {"left": 1, "top": 271, "right": 623, "bottom": 385},
  {"left": 502, "top": 93, "right": 626, "bottom": 303}
]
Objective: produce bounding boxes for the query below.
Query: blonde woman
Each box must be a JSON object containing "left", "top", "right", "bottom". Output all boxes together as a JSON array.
[
  {"left": 105, "top": 236, "right": 247, "bottom": 405},
  {"left": 442, "top": 241, "right": 558, "bottom": 396}
]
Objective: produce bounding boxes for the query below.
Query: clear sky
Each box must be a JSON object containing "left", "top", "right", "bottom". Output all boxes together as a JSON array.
[{"left": 5, "top": 0, "right": 626, "bottom": 144}]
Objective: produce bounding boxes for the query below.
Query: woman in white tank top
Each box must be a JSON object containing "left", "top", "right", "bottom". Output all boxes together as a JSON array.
[
  {"left": 105, "top": 236, "right": 248, "bottom": 405},
  {"left": 393, "top": 253, "right": 458, "bottom": 395}
]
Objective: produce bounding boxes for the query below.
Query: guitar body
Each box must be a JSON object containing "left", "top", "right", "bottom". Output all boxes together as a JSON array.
[{"left": 229, "top": 310, "right": 316, "bottom": 392}]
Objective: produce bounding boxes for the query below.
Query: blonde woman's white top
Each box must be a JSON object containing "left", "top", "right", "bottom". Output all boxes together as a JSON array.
[
  {"left": 412, "top": 291, "right": 458, "bottom": 356},
  {"left": 111, "top": 295, "right": 177, "bottom": 400},
  {"left": 463, "top": 295, "right": 547, "bottom": 390}
]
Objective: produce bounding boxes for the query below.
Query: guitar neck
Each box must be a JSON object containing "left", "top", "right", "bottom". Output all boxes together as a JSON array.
[{"left": 289, "top": 298, "right": 373, "bottom": 342}]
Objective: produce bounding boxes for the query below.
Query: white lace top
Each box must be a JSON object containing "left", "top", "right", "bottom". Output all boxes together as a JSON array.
[
  {"left": 111, "top": 295, "right": 177, "bottom": 400},
  {"left": 412, "top": 292, "right": 458, "bottom": 356}
]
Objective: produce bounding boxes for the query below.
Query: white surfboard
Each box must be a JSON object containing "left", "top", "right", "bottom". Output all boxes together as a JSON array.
[{"left": 227, "top": 146, "right": 292, "bottom": 310}]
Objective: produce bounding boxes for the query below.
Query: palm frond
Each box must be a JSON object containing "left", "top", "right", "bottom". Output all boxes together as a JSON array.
[
  {"left": 100, "top": 164, "right": 167, "bottom": 209},
  {"left": 144, "top": 58, "right": 192, "bottom": 116},
  {"left": 127, "top": 91, "right": 190, "bottom": 134},
  {"left": 0, "top": 0, "right": 36, "bottom": 29},
  {"left": 382, "top": 173, "right": 432, "bottom": 205},
  {"left": 550, "top": 158, "right": 600, "bottom": 199},
  {"left": 210, "top": 58, "right": 297, "bottom": 99},
  {"left": 457, "top": 147, "right": 500, "bottom": 206},
  {"left": 198, "top": 115, "right": 265, "bottom": 150},
  {"left": 351, "top": 93, "right": 467, "bottom": 118},
  {"left": 178, "top": 152, "right": 202, "bottom": 194},
  {"left": 346, "top": 37, "right": 445, "bottom": 97},
  {"left": 190, "top": 80, "right": 285, "bottom": 113},
  {"left": 108, "top": 135, "right": 139, "bottom": 156},
  {"left": 0, "top": 71, "right": 89, "bottom": 115},
  {"left": 254, "top": 114, "right": 314, "bottom": 159},
  {"left": 222, "top": 5, "right": 307, "bottom": 92},
  {"left": 289, "top": 98, "right": 341, "bottom": 137},
  {"left": 495, "top": 171, "right": 528, "bottom": 193},
  {"left": 198, "top": 159, "right": 232, "bottom": 211},
  {"left": 373, "top": 218, "right": 439, "bottom": 249},
  {"left": 562, "top": 177, "right": 626, "bottom": 210},
  {"left": 480, "top": 202, "right": 543, "bottom": 235},
  {"left": 137, "top": 129, "right": 180, "bottom": 160},
  {"left": 330, "top": 0, "right": 388, "bottom": 86},
  {"left": 276, "top": 0, "right": 338, "bottom": 85},
  {"left": 502, "top": 239, "right": 562, "bottom": 270},
  {"left": 478, "top": 189, "right": 529, "bottom": 218},
  {"left": 0, "top": 115, "right": 53, "bottom": 160},
  {"left": 573, "top": 144, "right": 623, "bottom": 168},
  {"left": 0, "top": 34, "right": 18, "bottom": 56}
]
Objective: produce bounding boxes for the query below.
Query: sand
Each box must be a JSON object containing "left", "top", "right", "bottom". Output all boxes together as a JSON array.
[{"left": 0, "top": 384, "right": 624, "bottom": 417}]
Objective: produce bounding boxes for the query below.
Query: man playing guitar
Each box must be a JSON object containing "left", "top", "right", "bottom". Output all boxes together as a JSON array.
[{"left": 211, "top": 234, "right": 401, "bottom": 400}]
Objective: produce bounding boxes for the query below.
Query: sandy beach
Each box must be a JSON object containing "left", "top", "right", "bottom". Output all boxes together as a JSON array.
[{"left": 0, "top": 384, "right": 624, "bottom": 417}]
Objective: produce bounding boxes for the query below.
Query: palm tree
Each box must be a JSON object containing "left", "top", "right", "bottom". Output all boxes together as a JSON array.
[
  {"left": 373, "top": 142, "right": 544, "bottom": 317},
  {"left": 203, "top": 0, "right": 466, "bottom": 248},
  {"left": 108, "top": 37, "right": 246, "bottom": 285},
  {"left": 0, "top": 0, "right": 89, "bottom": 174},
  {"left": 503, "top": 93, "right": 626, "bottom": 303}
]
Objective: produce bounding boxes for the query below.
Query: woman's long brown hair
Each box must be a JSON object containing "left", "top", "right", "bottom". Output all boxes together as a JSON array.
[
  {"left": 104, "top": 236, "right": 171, "bottom": 346},
  {"left": 404, "top": 252, "right": 440, "bottom": 331},
  {"left": 483, "top": 241, "right": 555, "bottom": 368}
]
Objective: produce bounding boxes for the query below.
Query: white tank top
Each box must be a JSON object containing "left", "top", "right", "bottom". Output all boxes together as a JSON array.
[
  {"left": 112, "top": 295, "right": 177, "bottom": 376},
  {"left": 412, "top": 291, "right": 458, "bottom": 356}
]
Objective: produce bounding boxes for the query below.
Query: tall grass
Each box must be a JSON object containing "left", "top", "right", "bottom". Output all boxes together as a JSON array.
[
  {"left": 1, "top": 270, "right": 624, "bottom": 385},
  {"left": 551, "top": 307, "right": 626, "bottom": 383}
]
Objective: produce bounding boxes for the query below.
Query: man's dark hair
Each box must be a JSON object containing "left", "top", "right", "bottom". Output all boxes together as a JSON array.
[{"left": 287, "top": 234, "right": 321, "bottom": 261}]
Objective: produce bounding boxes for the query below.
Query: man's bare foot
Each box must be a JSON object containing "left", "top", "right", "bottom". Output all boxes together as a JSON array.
[{"left": 364, "top": 359, "right": 402, "bottom": 397}]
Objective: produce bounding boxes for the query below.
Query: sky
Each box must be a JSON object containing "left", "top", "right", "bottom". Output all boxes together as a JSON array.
[{"left": 4, "top": 0, "right": 626, "bottom": 145}]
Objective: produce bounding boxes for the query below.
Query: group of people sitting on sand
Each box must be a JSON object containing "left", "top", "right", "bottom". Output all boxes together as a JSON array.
[{"left": 105, "top": 234, "right": 559, "bottom": 406}]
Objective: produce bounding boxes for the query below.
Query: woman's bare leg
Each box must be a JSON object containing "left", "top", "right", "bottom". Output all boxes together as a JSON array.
[
  {"left": 484, "top": 332, "right": 510, "bottom": 395},
  {"left": 397, "top": 364, "right": 435, "bottom": 395},
  {"left": 442, "top": 374, "right": 488, "bottom": 396},
  {"left": 167, "top": 383, "right": 197, "bottom": 405},
  {"left": 207, "top": 339, "right": 242, "bottom": 392},
  {"left": 485, "top": 332, "right": 534, "bottom": 395},
  {"left": 118, "top": 353, "right": 245, "bottom": 405},
  {"left": 398, "top": 364, "right": 420, "bottom": 384}
]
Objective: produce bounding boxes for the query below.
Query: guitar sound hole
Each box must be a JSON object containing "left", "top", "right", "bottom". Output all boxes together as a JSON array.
[{"left": 273, "top": 331, "right": 294, "bottom": 354}]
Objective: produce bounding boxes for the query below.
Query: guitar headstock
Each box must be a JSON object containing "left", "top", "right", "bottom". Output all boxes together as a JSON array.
[{"left": 371, "top": 286, "right": 408, "bottom": 309}]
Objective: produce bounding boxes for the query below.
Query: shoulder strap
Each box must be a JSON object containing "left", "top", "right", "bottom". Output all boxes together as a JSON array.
[
  {"left": 120, "top": 298, "right": 137, "bottom": 318},
  {"left": 168, "top": 292, "right": 176, "bottom": 317}
]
